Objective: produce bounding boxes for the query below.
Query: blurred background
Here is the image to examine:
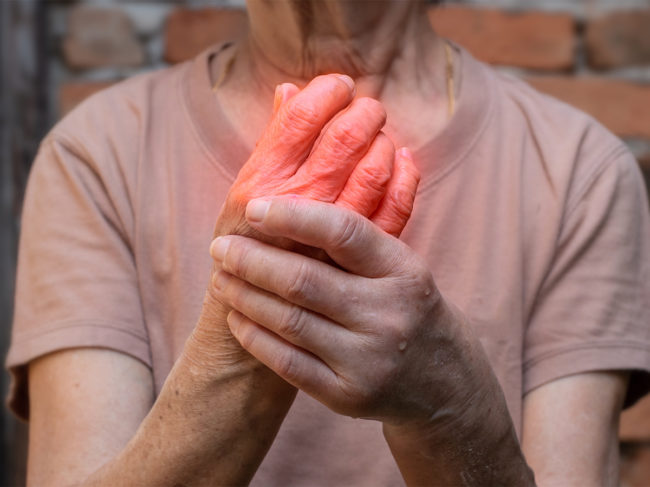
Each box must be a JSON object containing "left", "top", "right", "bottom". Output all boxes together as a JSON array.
[{"left": 1, "top": 0, "right": 650, "bottom": 485}]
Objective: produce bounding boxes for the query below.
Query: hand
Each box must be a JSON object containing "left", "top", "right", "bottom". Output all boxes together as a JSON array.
[
  {"left": 210, "top": 196, "right": 492, "bottom": 425},
  {"left": 209, "top": 197, "right": 535, "bottom": 484},
  {"left": 214, "top": 74, "right": 420, "bottom": 243},
  {"left": 193, "top": 74, "right": 420, "bottom": 369}
]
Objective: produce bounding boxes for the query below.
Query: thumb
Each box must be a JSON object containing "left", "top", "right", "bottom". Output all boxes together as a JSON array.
[{"left": 245, "top": 196, "right": 407, "bottom": 277}]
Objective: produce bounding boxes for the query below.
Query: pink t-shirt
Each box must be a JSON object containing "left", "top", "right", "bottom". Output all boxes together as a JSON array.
[{"left": 7, "top": 43, "right": 650, "bottom": 486}]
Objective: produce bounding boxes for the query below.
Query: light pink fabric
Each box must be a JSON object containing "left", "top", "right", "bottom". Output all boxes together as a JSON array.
[{"left": 7, "top": 43, "right": 650, "bottom": 486}]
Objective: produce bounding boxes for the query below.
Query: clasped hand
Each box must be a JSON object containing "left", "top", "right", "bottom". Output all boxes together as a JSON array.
[
  {"left": 200, "top": 73, "right": 487, "bottom": 428},
  {"left": 195, "top": 73, "right": 420, "bottom": 365},
  {"left": 211, "top": 196, "right": 479, "bottom": 426}
]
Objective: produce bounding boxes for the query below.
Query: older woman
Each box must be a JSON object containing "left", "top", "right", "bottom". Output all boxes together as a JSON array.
[{"left": 10, "top": 0, "right": 650, "bottom": 485}]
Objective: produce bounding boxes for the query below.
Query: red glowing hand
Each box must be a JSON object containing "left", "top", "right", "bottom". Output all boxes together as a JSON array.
[
  {"left": 193, "top": 74, "right": 419, "bottom": 367},
  {"left": 213, "top": 74, "right": 420, "bottom": 243}
]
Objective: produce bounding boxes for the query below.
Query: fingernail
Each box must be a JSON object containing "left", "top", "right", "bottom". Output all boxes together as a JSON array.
[
  {"left": 273, "top": 84, "right": 282, "bottom": 112},
  {"left": 210, "top": 237, "right": 230, "bottom": 262},
  {"left": 336, "top": 74, "right": 355, "bottom": 92},
  {"left": 213, "top": 270, "right": 230, "bottom": 290},
  {"left": 398, "top": 147, "right": 413, "bottom": 161},
  {"left": 246, "top": 199, "right": 270, "bottom": 223}
]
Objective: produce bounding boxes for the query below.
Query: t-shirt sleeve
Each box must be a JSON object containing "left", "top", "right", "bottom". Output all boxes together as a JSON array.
[
  {"left": 5, "top": 133, "right": 151, "bottom": 420},
  {"left": 523, "top": 148, "right": 650, "bottom": 407}
]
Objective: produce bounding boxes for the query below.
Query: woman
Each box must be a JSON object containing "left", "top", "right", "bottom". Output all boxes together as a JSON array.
[{"left": 9, "top": 1, "right": 650, "bottom": 485}]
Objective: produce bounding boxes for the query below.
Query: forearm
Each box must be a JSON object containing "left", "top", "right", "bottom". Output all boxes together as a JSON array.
[
  {"left": 383, "top": 384, "right": 534, "bottom": 486},
  {"left": 383, "top": 306, "right": 535, "bottom": 486},
  {"left": 84, "top": 307, "right": 295, "bottom": 487}
]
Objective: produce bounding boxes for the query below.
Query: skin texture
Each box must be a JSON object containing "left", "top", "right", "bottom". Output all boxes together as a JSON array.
[
  {"left": 27, "top": 0, "right": 630, "bottom": 485},
  {"left": 216, "top": 75, "right": 419, "bottom": 242},
  {"left": 199, "top": 73, "right": 419, "bottom": 368},
  {"left": 212, "top": 196, "right": 535, "bottom": 485},
  {"left": 522, "top": 372, "right": 628, "bottom": 486}
]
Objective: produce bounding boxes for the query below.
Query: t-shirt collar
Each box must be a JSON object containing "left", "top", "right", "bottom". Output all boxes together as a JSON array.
[{"left": 182, "top": 41, "right": 494, "bottom": 188}]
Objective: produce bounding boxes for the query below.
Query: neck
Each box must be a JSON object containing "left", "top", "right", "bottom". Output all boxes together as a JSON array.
[
  {"left": 214, "top": 0, "right": 452, "bottom": 151},
  {"left": 248, "top": 1, "right": 420, "bottom": 76},
  {"left": 240, "top": 0, "right": 442, "bottom": 97}
]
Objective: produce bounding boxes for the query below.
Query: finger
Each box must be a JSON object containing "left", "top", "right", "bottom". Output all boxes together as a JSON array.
[
  {"left": 228, "top": 310, "right": 340, "bottom": 399},
  {"left": 252, "top": 74, "right": 356, "bottom": 179},
  {"left": 282, "top": 97, "right": 387, "bottom": 202},
  {"left": 245, "top": 197, "right": 408, "bottom": 277},
  {"left": 210, "top": 235, "right": 362, "bottom": 324},
  {"left": 334, "top": 132, "right": 394, "bottom": 217},
  {"left": 370, "top": 147, "right": 421, "bottom": 237},
  {"left": 272, "top": 82, "right": 300, "bottom": 115},
  {"left": 213, "top": 269, "right": 352, "bottom": 360}
]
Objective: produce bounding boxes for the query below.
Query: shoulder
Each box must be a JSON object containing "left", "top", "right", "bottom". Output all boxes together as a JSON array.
[
  {"left": 32, "top": 59, "right": 194, "bottom": 201},
  {"left": 481, "top": 64, "right": 638, "bottom": 210},
  {"left": 491, "top": 68, "right": 628, "bottom": 169},
  {"left": 51, "top": 60, "right": 190, "bottom": 152}
]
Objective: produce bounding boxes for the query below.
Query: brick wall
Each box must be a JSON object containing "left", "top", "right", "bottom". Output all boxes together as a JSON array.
[{"left": 43, "top": 0, "right": 650, "bottom": 484}]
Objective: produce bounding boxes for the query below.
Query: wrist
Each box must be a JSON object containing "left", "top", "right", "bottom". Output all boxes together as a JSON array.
[
  {"left": 383, "top": 300, "right": 535, "bottom": 485},
  {"left": 177, "top": 325, "right": 297, "bottom": 424},
  {"left": 188, "top": 274, "right": 255, "bottom": 365},
  {"left": 383, "top": 374, "right": 534, "bottom": 486},
  {"left": 120, "top": 325, "right": 297, "bottom": 487}
]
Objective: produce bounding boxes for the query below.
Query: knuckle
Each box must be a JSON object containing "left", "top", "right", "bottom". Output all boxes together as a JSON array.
[
  {"left": 275, "top": 351, "right": 301, "bottom": 382},
  {"left": 330, "top": 213, "right": 361, "bottom": 250},
  {"left": 285, "top": 260, "right": 313, "bottom": 302},
  {"left": 277, "top": 305, "right": 308, "bottom": 341},
  {"left": 357, "top": 163, "right": 391, "bottom": 193},
  {"left": 378, "top": 190, "right": 412, "bottom": 229},
  {"left": 327, "top": 120, "right": 368, "bottom": 156},
  {"left": 282, "top": 101, "right": 320, "bottom": 134}
]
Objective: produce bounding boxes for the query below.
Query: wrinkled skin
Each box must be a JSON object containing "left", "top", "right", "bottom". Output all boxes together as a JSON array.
[
  {"left": 214, "top": 74, "right": 420, "bottom": 242},
  {"left": 210, "top": 197, "right": 535, "bottom": 485},
  {"left": 213, "top": 197, "right": 477, "bottom": 422},
  {"left": 194, "top": 73, "right": 420, "bottom": 366}
]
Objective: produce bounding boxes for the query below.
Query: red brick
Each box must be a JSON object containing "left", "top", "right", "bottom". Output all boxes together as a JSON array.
[
  {"left": 621, "top": 394, "right": 650, "bottom": 442},
  {"left": 63, "top": 6, "right": 144, "bottom": 69},
  {"left": 527, "top": 77, "right": 650, "bottom": 138},
  {"left": 59, "top": 81, "right": 115, "bottom": 117},
  {"left": 620, "top": 444, "right": 650, "bottom": 487},
  {"left": 429, "top": 6, "right": 575, "bottom": 71},
  {"left": 586, "top": 10, "right": 650, "bottom": 70},
  {"left": 164, "top": 8, "right": 248, "bottom": 64}
]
